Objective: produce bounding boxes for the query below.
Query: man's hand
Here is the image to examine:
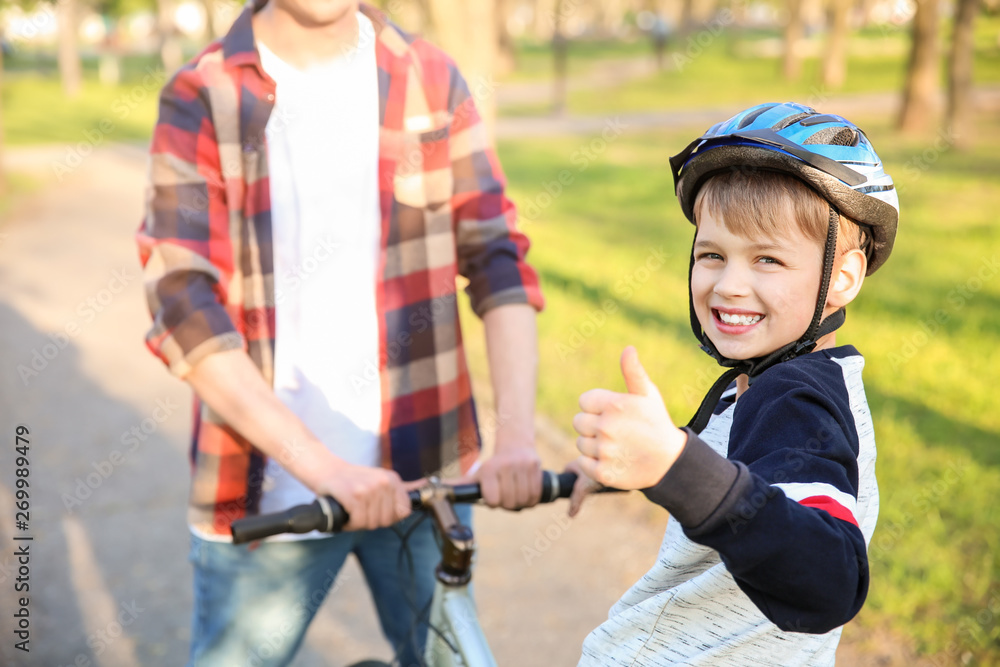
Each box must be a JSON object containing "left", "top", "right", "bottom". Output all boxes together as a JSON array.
[
  {"left": 314, "top": 464, "right": 411, "bottom": 531},
  {"left": 572, "top": 346, "right": 687, "bottom": 490},
  {"left": 476, "top": 443, "right": 542, "bottom": 510},
  {"left": 479, "top": 303, "right": 542, "bottom": 510},
  {"left": 186, "top": 350, "right": 411, "bottom": 531}
]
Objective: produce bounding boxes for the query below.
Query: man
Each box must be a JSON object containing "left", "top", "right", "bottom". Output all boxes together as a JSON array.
[{"left": 136, "top": 1, "right": 544, "bottom": 664}]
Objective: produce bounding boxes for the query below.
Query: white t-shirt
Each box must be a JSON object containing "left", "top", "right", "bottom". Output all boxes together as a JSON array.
[{"left": 256, "top": 13, "right": 382, "bottom": 527}]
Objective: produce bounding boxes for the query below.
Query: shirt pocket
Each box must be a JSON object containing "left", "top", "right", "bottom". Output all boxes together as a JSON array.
[{"left": 393, "top": 121, "right": 454, "bottom": 211}]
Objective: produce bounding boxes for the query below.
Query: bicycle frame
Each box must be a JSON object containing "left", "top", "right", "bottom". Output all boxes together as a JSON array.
[
  {"left": 417, "top": 478, "right": 497, "bottom": 667},
  {"left": 425, "top": 580, "right": 495, "bottom": 667}
]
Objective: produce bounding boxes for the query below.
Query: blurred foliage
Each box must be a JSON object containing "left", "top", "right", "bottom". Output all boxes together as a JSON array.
[{"left": 92, "top": 0, "right": 155, "bottom": 19}]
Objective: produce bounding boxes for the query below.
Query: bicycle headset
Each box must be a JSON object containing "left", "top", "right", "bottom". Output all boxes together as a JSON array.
[{"left": 669, "top": 102, "right": 899, "bottom": 433}]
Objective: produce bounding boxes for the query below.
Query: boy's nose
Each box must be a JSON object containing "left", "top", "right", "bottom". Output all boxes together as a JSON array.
[{"left": 713, "top": 264, "right": 753, "bottom": 299}]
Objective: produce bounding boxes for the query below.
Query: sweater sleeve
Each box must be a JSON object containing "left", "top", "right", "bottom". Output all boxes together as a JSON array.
[{"left": 642, "top": 361, "right": 869, "bottom": 634}]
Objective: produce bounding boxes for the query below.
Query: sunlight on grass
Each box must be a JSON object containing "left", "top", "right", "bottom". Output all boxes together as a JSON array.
[{"left": 3, "top": 76, "right": 161, "bottom": 146}]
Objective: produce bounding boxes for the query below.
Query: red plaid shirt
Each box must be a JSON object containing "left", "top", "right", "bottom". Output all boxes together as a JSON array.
[{"left": 136, "top": 1, "right": 544, "bottom": 536}]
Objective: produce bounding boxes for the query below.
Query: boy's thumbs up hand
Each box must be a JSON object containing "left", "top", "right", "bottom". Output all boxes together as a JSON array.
[
  {"left": 621, "top": 345, "right": 660, "bottom": 399},
  {"left": 573, "top": 347, "right": 688, "bottom": 490}
]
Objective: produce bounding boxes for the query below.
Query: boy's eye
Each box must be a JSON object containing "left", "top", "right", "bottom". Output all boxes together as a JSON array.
[
  {"left": 758, "top": 256, "right": 784, "bottom": 266},
  {"left": 696, "top": 252, "right": 723, "bottom": 262}
]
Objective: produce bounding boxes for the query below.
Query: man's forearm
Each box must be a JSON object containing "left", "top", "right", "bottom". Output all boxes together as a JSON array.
[
  {"left": 185, "top": 348, "right": 344, "bottom": 492},
  {"left": 482, "top": 303, "right": 538, "bottom": 448}
]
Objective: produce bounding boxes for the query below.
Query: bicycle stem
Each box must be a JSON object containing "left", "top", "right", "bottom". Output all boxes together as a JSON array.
[{"left": 423, "top": 477, "right": 475, "bottom": 586}]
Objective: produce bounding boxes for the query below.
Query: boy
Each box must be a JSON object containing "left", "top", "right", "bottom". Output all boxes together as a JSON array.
[{"left": 569, "top": 102, "right": 898, "bottom": 665}]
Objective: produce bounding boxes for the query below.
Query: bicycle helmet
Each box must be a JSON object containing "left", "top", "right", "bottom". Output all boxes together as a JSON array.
[{"left": 669, "top": 102, "right": 899, "bottom": 432}]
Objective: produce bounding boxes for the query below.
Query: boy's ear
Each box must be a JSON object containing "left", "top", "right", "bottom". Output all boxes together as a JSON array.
[{"left": 826, "top": 249, "right": 867, "bottom": 310}]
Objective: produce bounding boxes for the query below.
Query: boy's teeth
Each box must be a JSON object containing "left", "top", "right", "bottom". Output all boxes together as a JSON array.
[{"left": 718, "top": 312, "right": 762, "bottom": 326}]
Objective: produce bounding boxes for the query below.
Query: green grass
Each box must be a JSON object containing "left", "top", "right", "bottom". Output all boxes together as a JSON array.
[
  {"left": 2, "top": 75, "right": 161, "bottom": 145},
  {"left": 454, "top": 112, "right": 1000, "bottom": 663}
]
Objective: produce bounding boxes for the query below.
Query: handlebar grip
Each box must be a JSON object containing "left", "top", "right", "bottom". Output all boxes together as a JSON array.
[
  {"left": 541, "top": 470, "right": 578, "bottom": 502},
  {"left": 230, "top": 496, "right": 348, "bottom": 544}
]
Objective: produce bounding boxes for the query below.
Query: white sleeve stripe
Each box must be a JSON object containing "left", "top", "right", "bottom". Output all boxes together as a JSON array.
[{"left": 773, "top": 482, "right": 858, "bottom": 514}]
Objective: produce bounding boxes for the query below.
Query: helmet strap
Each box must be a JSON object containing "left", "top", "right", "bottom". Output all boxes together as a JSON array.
[{"left": 685, "top": 204, "right": 845, "bottom": 433}]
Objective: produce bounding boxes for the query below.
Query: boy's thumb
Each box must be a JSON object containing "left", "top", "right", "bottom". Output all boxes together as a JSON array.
[{"left": 621, "top": 346, "right": 656, "bottom": 397}]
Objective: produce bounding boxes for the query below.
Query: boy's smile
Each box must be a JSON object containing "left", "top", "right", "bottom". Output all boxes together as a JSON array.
[{"left": 691, "top": 205, "right": 825, "bottom": 361}]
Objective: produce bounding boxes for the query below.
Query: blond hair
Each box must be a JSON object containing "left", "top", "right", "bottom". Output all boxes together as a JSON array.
[{"left": 693, "top": 169, "right": 867, "bottom": 257}]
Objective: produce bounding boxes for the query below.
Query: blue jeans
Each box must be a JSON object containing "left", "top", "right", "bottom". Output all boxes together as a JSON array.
[{"left": 187, "top": 504, "right": 473, "bottom": 667}]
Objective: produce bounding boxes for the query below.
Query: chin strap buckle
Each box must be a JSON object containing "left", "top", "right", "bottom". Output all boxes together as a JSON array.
[{"left": 784, "top": 339, "right": 817, "bottom": 361}]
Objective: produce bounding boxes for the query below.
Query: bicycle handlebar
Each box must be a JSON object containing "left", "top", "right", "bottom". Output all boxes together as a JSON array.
[{"left": 230, "top": 470, "right": 579, "bottom": 545}]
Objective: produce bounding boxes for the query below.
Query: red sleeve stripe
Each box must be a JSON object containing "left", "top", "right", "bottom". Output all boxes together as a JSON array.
[{"left": 798, "top": 495, "right": 859, "bottom": 527}]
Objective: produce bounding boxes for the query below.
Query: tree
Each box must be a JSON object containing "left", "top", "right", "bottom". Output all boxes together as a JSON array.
[
  {"left": 495, "top": 0, "right": 516, "bottom": 76},
  {"left": 783, "top": 0, "right": 805, "bottom": 81},
  {"left": 0, "top": 39, "right": 6, "bottom": 195},
  {"left": 946, "top": 0, "right": 980, "bottom": 149},
  {"left": 425, "top": 0, "right": 499, "bottom": 139},
  {"left": 201, "top": 0, "right": 220, "bottom": 39},
  {"left": 156, "top": 0, "right": 184, "bottom": 74},
  {"left": 56, "top": 0, "right": 83, "bottom": 97},
  {"left": 898, "top": 0, "right": 941, "bottom": 133},
  {"left": 552, "top": 0, "right": 568, "bottom": 115},
  {"left": 821, "top": 0, "right": 851, "bottom": 89}
]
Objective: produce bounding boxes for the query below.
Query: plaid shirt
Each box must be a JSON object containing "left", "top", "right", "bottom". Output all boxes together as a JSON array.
[{"left": 136, "top": 1, "right": 544, "bottom": 536}]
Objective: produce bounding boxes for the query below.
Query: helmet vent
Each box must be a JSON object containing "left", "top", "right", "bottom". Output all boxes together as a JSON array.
[
  {"left": 737, "top": 105, "right": 773, "bottom": 129},
  {"left": 771, "top": 112, "right": 812, "bottom": 131},
  {"left": 804, "top": 126, "right": 859, "bottom": 146}
]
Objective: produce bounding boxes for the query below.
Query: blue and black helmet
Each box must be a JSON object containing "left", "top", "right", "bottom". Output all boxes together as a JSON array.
[
  {"left": 669, "top": 101, "right": 898, "bottom": 274},
  {"left": 671, "top": 103, "right": 901, "bottom": 432}
]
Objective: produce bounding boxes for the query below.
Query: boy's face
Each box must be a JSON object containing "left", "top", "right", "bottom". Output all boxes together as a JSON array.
[{"left": 691, "top": 204, "right": 825, "bottom": 361}]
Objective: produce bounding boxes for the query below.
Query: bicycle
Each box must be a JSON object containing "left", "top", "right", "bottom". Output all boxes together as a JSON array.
[{"left": 230, "top": 470, "right": 579, "bottom": 667}]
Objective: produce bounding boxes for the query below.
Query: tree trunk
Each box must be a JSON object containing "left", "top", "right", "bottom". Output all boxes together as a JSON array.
[
  {"left": 783, "top": 0, "right": 805, "bottom": 81},
  {"left": 157, "top": 0, "right": 184, "bottom": 74},
  {"left": 946, "top": 0, "right": 980, "bottom": 149},
  {"left": 822, "top": 0, "right": 851, "bottom": 89},
  {"left": 496, "top": 0, "right": 516, "bottom": 76},
  {"left": 56, "top": 0, "right": 83, "bottom": 98},
  {"left": 0, "top": 42, "right": 6, "bottom": 196},
  {"left": 858, "top": 0, "right": 878, "bottom": 26},
  {"left": 425, "top": 0, "right": 498, "bottom": 141},
  {"left": 552, "top": 0, "right": 568, "bottom": 116},
  {"left": 531, "top": 0, "right": 557, "bottom": 40},
  {"left": 594, "top": 0, "right": 626, "bottom": 36},
  {"left": 679, "top": 0, "right": 694, "bottom": 35},
  {"left": 898, "top": 0, "right": 941, "bottom": 133},
  {"left": 201, "top": 0, "right": 220, "bottom": 40}
]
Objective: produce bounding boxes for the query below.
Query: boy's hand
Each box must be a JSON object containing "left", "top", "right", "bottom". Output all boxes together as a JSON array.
[
  {"left": 564, "top": 458, "right": 602, "bottom": 518},
  {"left": 572, "top": 346, "right": 688, "bottom": 490}
]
